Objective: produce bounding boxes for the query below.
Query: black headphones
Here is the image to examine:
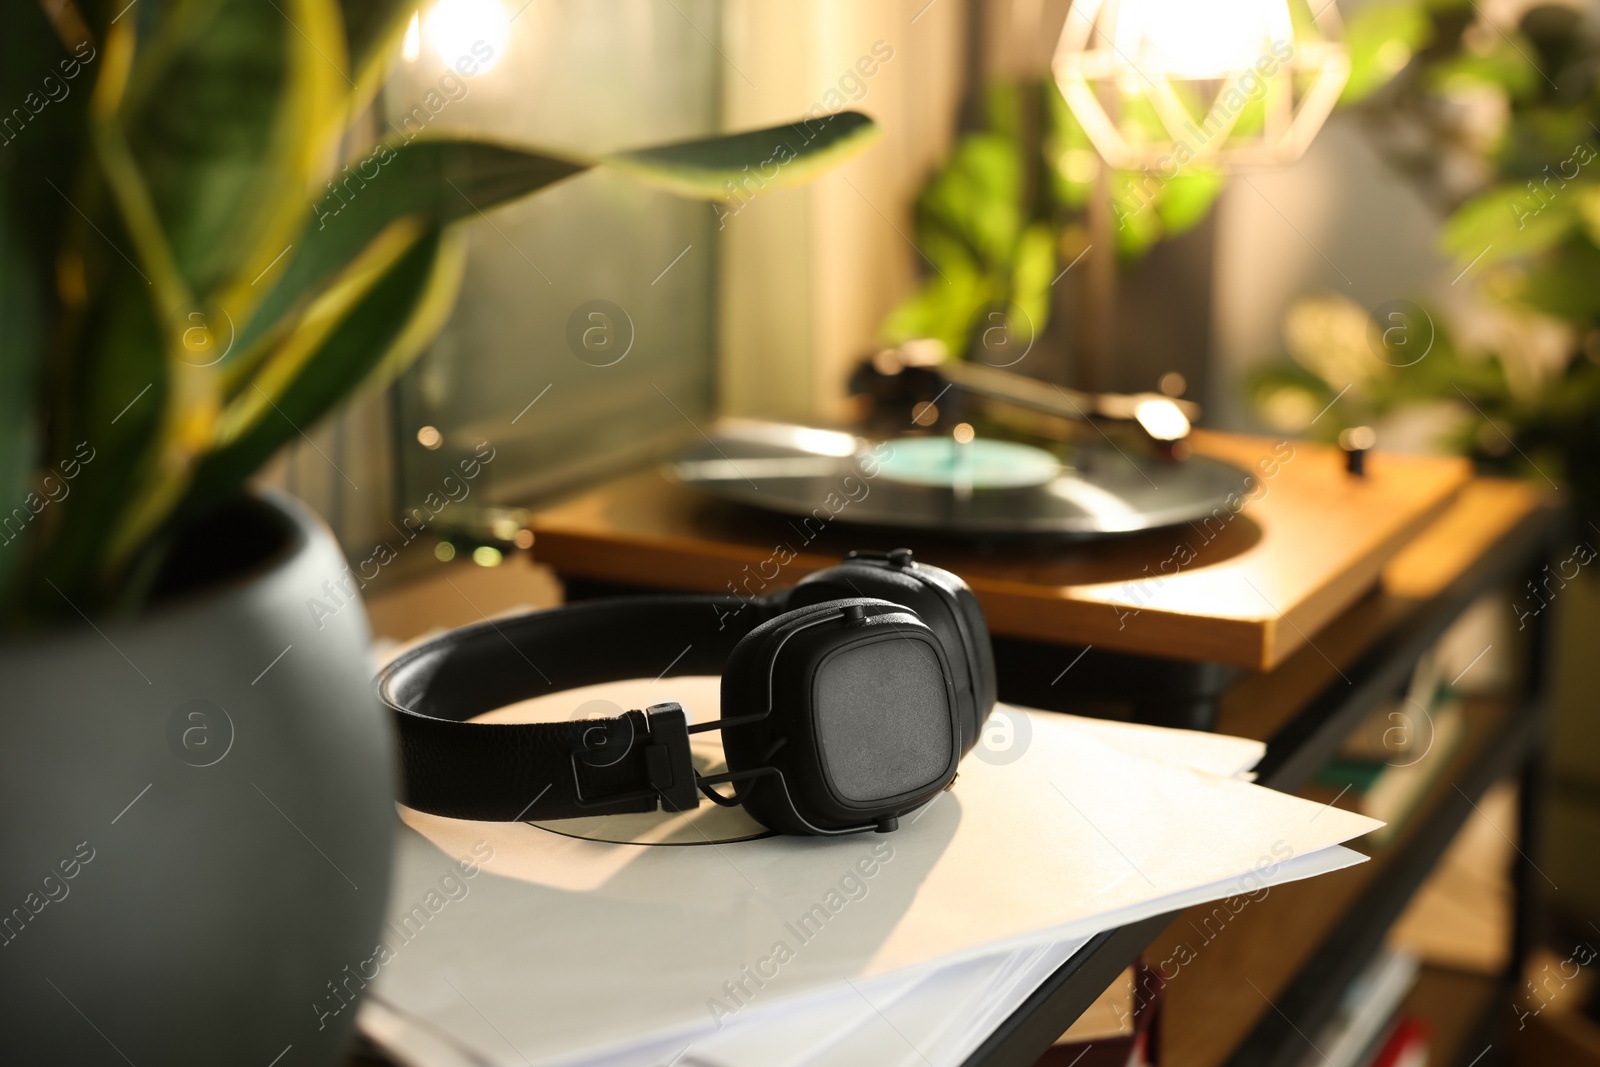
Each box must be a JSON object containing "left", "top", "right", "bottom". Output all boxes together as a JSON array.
[{"left": 379, "top": 550, "right": 996, "bottom": 835}]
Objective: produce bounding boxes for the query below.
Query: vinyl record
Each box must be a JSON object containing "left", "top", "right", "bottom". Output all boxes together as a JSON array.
[{"left": 667, "top": 421, "right": 1252, "bottom": 538}]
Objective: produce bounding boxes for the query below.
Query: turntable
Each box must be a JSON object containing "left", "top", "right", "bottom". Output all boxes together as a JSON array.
[
  {"left": 668, "top": 420, "right": 1250, "bottom": 539},
  {"left": 669, "top": 360, "right": 1256, "bottom": 539},
  {"left": 530, "top": 425, "right": 1474, "bottom": 674}
]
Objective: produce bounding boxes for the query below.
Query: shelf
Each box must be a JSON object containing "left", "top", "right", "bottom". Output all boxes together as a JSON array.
[
  {"left": 1401, "top": 965, "right": 1502, "bottom": 1067},
  {"left": 1224, "top": 697, "right": 1537, "bottom": 1067},
  {"left": 1232, "top": 483, "right": 1554, "bottom": 795},
  {"left": 962, "top": 482, "right": 1555, "bottom": 1067},
  {"left": 962, "top": 696, "right": 1535, "bottom": 1067},
  {"left": 1216, "top": 478, "right": 1549, "bottom": 753},
  {"left": 1126, "top": 696, "right": 1519, "bottom": 1067}
]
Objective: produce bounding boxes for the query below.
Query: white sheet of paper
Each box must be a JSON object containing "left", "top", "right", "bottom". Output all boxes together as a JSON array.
[
  {"left": 794, "top": 846, "right": 1365, "bottom": 1067},
  {"left": 363, "top": 700, "right": 1380, "bottom": 1067},
  {"left": 731, "top": 941, "right": 1091, "bottom": 1067},
  {"left": 1046, "top": 712, "right": 1265, "bottom": 780},
  {"left": 515, "top": 846, "right": 1369, "bottom": 1067},
  {"left": 491, "top": 697, "right": 1273, "bottom": 1067}
]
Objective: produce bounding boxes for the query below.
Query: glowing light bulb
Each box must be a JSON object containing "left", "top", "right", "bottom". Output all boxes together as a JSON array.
[
  {"left": 422, "top": 0, "right": 509, "bottom": 71},
  {"left": 1118, "top": 0, "right": 1294, "bottom": 79},
  {"left": 402, "top": 12, "right": 421, "bottom": 62},
  {"left": 1053, "top": 0, "right": 1349, "bottom": 168}
]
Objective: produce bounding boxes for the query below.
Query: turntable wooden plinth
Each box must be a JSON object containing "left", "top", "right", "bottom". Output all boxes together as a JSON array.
[{"left": 527, "top": 431, "right": 1487, "bottom": 670}]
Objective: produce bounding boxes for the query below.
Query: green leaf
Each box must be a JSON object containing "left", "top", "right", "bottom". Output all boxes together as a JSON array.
[
  {"left": 882, "top": 259, "right": 990, "bottom": 358},
  {"left": 30, "top": 254, "right": 170, "bottom": 613},
  {"left": 0, "top": 4, "right": 92, "bottom": 300},
  {"left": 1442, "top": 179, "right": 1583, "bottom": 263},
  {"left": 233, "top": 138, "right": 590, "bottom": 375},
  {"left": 1497, "top": 110, "right": 1598, "bottom": 183},
  {"left": 1379, "top": 334, "right": 1502, "bottom": 406},
  {"left": 1008, "top": 222, "right": 1056, "bottom": 342},
  {"left": 1046, "top": 82, "right": 1094, "bottom": 210},
  {"left": 0, "top": 2, "right": 88, "bottom": 611},
  {"left": 603, "top": 111, "right": 881, "bottom": 200},
  {"left": 1103, "top": 162, "right": 1221, "bottom": 262},
  {"left": 1243, "top": 364, "right": 1342, "bottom": 436},
  {"left": 918, "top": 133, "right": 1024, "bottom": 271},
  {"left": 1155, "top": 170, "right": 1224, "bottom": 238},
  {"left": 1520, "top": 238, "right": 1600, "bottom": 322},
  {"left": 1112, "top": 176, "right": 1164, "bottom": 258},
  {"left": 187, "top": 226, "right": 461, "bottom": 517},
  {"left": 118, "top": 0, "right": 347, "bottom": 311},
  {"left": 238, "top": 114, "right": 883, "bottom": 372},
  {"left": 1341, "top": 2, "right": 1432, "bottom": 104},
  {"left": 0, "top": 177, "right": 43, "bottom": 612},
  {"left": 1426, "top": 45, "right": 1542, "bottom": 103},
  {"left": 341, "top": 0, "right": 417, "bottom": 95},
  {"left": 223, "top": 215, "right": 428, "bottom": 435}
]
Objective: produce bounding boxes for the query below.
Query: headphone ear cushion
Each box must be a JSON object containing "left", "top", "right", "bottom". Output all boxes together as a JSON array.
[
  {"left": 719, "top": 598, "right": 865, "bottom": 781},
  {"left": 719, "top": 599, "right": 843, "bottom": 749},
  {"left": 787, "top": 561, "right": 924, "bottom": 611},
  {"left": 720, "top": 597, "right": 920, "bottom": 834},
  {"left": 792, "top": 559, "right": 993, "bottom": 755}
]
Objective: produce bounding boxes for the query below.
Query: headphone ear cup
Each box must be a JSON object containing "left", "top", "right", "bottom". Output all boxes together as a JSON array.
[
  {"left": 720, "top": 599, "right": 848, "bottom": 731},
  {"left": 786, "top": 561, "right": 921, "bottom": 611},
  {"left": 717, "top": 600, "right": 853, "bottom": 833},
  {"left": 792, "top": 558, "right": 993, "bottom": 755}
]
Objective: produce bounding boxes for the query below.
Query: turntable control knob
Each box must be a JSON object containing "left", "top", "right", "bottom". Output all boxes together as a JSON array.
[
  {"left": 887, "top": 548, "right": 915, "bottom": 569},
  {"left": 1338, "top": 426, "right": 1376, "bottom": 478}
]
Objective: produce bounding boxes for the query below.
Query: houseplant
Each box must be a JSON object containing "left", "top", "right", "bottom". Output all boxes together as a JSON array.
[
  {"left": 0, "top": 0, "right": 877, "bottom": 1063},
  {"left": 1241, "top": 0, "right": 1600, "bottom": 952},
  {"left": 881, "top": 2, "right": 1421, "bottom": 363},
  {"left": 1245, "top": 0, "right": 1600, "bottom": 529}
]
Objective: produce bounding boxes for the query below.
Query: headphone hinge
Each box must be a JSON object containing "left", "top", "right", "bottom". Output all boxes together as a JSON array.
[
  {"left": 642, "top": 703, "right": 698, "bottom": 813},
  {"left": 568, "top": 705, "right": 697, "bottom": 814}
]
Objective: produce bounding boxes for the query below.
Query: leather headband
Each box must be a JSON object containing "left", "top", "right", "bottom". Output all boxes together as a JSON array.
[{"left": 378, "top": 594, "right": 785, "bottom": 821}]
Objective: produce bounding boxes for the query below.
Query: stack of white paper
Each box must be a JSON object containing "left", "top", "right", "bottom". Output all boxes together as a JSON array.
[{"left": 360, "top": 678, "right": 1380, "bottom": 1067}]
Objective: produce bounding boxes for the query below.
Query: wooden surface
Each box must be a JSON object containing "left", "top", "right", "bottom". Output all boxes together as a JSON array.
[
  {"left": 1216, "top": 476, "right": 1547, "bottom": 743},
  {"left": 527, "top": 430, "right": 1474, "bottom": 669},
  {"left": 365, "top": 553, "right": 562, "bottom": 644}
]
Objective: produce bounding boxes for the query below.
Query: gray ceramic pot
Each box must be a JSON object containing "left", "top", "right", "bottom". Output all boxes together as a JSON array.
[{"left": 0, "top": 490, "right": 396, "bottom": 1065}]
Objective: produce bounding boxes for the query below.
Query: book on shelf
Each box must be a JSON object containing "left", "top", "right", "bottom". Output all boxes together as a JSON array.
[
  {"left": 1298, "top": 948, "right": 1421, "bottom": 1067},
  {"left": 1339, "top": 650, "right": 1444, "bottom": 763},
  {"left": 1306, "top": 699, "right": 1465, "bottom": 848},
  {"left": 1367, "top": 1016, "right": 1431, "bottom": 1067},
  {"left": 1387, "top": 781, "right": 1514, "bottom": 975}
]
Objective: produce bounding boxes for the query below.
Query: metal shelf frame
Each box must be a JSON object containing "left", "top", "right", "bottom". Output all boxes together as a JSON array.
[{"left": 962, "top": 503, "right": 1560, "bottom": 1067}]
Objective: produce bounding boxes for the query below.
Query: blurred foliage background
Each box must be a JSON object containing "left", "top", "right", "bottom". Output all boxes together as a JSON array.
[
  {"left": 879, "top": 0, "right": 1425, "bottom": 360},
  {"left": 882, "top": 0, "right": 1600, "bottom": 526},
  {"left": 1248, "top": 0, "right": 1600, "bottom": 527},
  {"left": 879, "top": 79, "right": 1226, "bottom": 359}
]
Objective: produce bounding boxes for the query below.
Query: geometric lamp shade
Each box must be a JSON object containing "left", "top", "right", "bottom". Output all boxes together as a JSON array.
[{"left": 1052, "top": 0, "right": 1350, "bottom": 170}]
